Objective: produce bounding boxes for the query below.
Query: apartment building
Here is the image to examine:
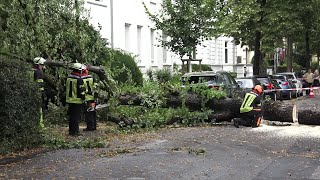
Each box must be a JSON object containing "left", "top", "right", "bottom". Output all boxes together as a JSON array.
[{"left": 84, "top": 0, "right": 254, "bottom": 77}]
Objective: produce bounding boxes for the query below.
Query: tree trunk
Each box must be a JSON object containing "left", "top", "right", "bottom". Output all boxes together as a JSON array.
[
  {"left": 118, "top": 93, "right": 296, "bottom": 122},
  {"left": 262, "top": 100, "right": 294, "bottom": 122},
  {"left": 253, "top": 30, "right": 262, "bottom": 75},
  {"left": 287, "top": 36, "right": 293, "bottom": 72},
  {"left": 297, "top": 99, "right": 320, "bottom": 125},
  {"left": 305, "top": 31, "right": 311, "bottom": 69},
  {"left": 298, "top": 106, "right": 320, "bottom": 125}
]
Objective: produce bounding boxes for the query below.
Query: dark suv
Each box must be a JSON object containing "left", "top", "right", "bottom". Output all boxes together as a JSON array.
[
  {"left": 181, "top": 71, "right": 244, "bottom": 98},
  {"left": 254, "top": 75, "right": 283, "bottom": 101}
]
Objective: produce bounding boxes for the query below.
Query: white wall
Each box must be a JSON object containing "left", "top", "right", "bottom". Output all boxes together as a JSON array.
[{"left": 84, "top": 0, "right": 254, "bottom": 76}]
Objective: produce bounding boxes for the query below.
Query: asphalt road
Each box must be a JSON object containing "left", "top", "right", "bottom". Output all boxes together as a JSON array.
[{"left": 1, "top": 97, "right": 320, "bottom": 180}]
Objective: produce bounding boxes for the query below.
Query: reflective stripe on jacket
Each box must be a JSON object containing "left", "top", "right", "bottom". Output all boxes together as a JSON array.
[
  {"left": 34, "top": 69, "right": 45, "bottom": 91},
  {"left": 240, "top": 92, "right": 257, "bottom": 113},
  {"left": 82, "top": 75, "right": 95, "bottom": 101},
  {"left": 66, "top": 74, "right": 85, "bottom": 104}
]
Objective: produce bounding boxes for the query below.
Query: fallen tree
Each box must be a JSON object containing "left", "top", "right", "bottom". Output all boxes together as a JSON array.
[{"left": 118, "top": 93, "right": 297, "bottom": 123}]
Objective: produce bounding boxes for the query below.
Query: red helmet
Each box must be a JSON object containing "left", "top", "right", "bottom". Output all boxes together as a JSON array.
[
  {"left": 254, "top": 85, "right": 263, "bottom": 94},
  {"left": 82, "top": 65, "right": 88, "bottom": 76}
]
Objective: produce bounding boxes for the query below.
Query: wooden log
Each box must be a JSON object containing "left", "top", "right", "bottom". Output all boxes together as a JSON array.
[
  {"left": 262, "top": 100, "right": 294, "bottom": 122},
  {"left": 107, "top": 115, "right": 134, "bottom": 127},
  {"left": 118, "top": 93, "right": 141, "bottom": 105},
  {"left": 297, "top": 100, "right": 320, "bottom": 125}
]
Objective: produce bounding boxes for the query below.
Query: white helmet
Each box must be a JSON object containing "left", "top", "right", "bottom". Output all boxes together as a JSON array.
[
  {"left": 71, "top": 63, "right": 83, "bottom": 71},
  {"left": 33, "top": 57, "right": 46, "bottom": 65}
]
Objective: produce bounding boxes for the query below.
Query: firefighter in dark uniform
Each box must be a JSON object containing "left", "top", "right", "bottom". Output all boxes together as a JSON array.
[
  {"left": 234, "top": 85, "right": 263, "bottom": 128},
  {"left": 33, "top": 57, "right": 56, "bottom": 128},
  {"left": 82, "top": 65, "right": 97, "bottom": 131},
  {"left": 65, "top": 63, "right": 86, "bottom": 135}
]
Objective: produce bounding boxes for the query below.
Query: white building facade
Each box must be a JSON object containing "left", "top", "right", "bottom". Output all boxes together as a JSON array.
[{"left": 84, "top": 0, "right": 254, "bottom": 77}]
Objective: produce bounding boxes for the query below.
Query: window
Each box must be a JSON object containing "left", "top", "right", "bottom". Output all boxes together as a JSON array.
[
  {"left": 125, "top": 23, "right": 131, "bottom": 51},
  {"left": 162, "top": 34, "right": 167, "bottom": 63},
  {"left": 237, "top": 56, "right": 242, "bottom": 64},
  {"left": 137, "top": 26, "right": 142, "bottom": 63},
  {"left": 225, "top": 41, "right": 228, "bottom": 63},
  {"left": 225, "top": 49, "right": 228, "bottom": 63},
  {"left": 150, "top": 29, "right": 155, "bottom": 63}
]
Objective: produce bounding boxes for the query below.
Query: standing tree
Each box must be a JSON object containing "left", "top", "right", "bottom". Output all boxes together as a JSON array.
[
  {"left": 221, "top": 0, "right": 269, "bottom": 75},
  {"left": 143, "top": 0, "right": 222, "bottom": 72}
]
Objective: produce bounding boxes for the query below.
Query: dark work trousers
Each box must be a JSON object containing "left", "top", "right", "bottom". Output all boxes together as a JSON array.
[
  {"left": 85, "top": 111, "right": 96, "bottom": 130},
  {"left": 68, "top": 103, "right": 82, "bottom": 135},
  {"left": 306, "top": 83, "right": 313, "bottom": 95},
  {"left": 84, "top": 101, "right": 96, "bottom": 130},
  {"left": 239, "top": 110, "right": 261, "bottom": 127}
]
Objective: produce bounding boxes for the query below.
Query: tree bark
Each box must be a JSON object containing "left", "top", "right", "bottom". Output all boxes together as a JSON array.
[
  {"left": 118, "top": 93, "right": 296, "bottom": 122},
  {"left": 305, "top": 31, "right": 311, "bottom": 69},
  {"left": 297, "top": 102, "right": 320, "bottom": 125},
  {"left": 262, "top": 100, "right": 294, "bottom": 122},
  {"left": 253, "top": 30, "right": 262, "bottom": 75},
  {"left": 287, "top": 36, "right": 293, "bottom": 72}
]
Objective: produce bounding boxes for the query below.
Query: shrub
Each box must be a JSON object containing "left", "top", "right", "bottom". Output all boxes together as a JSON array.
[
  {"left": 192, "top": 64, "right": 212, "bottom": 72},
  {"left": 154, "top": 68, "right": 172, "bottom": 83},
  {"left": 110, "top": 50, "right": 143, "bottom": 86},
  {"left": 0, "top": 58, "right": 42, "bottom": 154}
]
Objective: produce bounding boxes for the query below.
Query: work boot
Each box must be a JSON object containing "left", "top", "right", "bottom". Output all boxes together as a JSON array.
[{"left": 69, "top": 132, "right": 82, "bottom": 136}]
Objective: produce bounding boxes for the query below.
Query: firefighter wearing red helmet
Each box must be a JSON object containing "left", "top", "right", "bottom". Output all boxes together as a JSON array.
[
  {"left": 234, "top": 85, "right": 263, "bottom": 128},
  {"left": 81, "top": 65, "right": 98, "bottom": 131}
]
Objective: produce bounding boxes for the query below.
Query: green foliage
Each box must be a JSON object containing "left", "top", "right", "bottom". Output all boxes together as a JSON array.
[
  {"left": 0, "top": 58, "right": 42, "bottom": 154},
  {"left": 43, "top": 132, "right": 106, "bottom": 149},
  {"left": 109, "top": 105, "right": 213, "bottom": 129},
  {"left": 143, "top": 0, "right": 222, "bottom": 58},
  {"left": 154, "top": 68, "right": 172, "bottom": 83},
  {"left": 44, "top": 103, "right": 68, "bottom": 125},
  {"left": 191, "top": 64, "right": 212, "bottom": 72},
  {"left": 109, "top": 50, "right": 143, "bottom": 86}
]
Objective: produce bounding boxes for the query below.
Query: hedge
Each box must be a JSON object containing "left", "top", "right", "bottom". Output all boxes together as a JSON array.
[
  {"left": 110, "top": 50, "right": 143, "bottom": 86},
  {"left": 0, "top": 57, "right": 42, "bottom": 153}
]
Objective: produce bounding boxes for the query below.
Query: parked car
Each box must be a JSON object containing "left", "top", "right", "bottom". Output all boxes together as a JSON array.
[
  {"left": 271, "top": 74, "right": 297, "bottom": 99},
  {"left": 254, "top": 75, "right": 283, "bottom": 101},
  {"left": 276, "top": 72, "right": 303, "bottom": 96},
  {"left": 295, "top": 72, "right": 309, "bottom": 89},
  {"left": 181, "top": 71, "right": 244, "bottom": 98},
  {"left": 235, "top": 77, "right": 261, "bottom": 94}
]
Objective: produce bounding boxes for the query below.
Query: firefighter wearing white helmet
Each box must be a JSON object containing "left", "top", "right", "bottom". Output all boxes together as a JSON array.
[
  {"left": 33, "top": 57, "right": 46, "bottom": 65},
  {"left": 65, "top": 63, "right": 86, "bottom": 135},
  {"left": 33, "top": 57, "right": 56, "bottom": 129},
  {"left": 234, "top": 85, "right": 263, "bottom": 128}
]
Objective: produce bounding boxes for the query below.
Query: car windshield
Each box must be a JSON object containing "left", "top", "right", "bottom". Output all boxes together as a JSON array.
[
  {"left": 283, "top": 74, "right": 294, "bottom": 79},
  {"left": 187, "top": 75, "right": 223, "bottom": 84},
  {"left": 237, "top": 79, "right": 254, "bottom": 88},
  {"left": 256, "top": 77, "right": 270, "bottom": 84},
  {"left": 272, "top": 76, "right": 286, "bottom": 80}
]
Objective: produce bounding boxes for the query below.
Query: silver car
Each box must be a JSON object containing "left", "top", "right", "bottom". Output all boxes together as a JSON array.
[{"left": 276, "top": 72, "right": 303, "bottom": 96}]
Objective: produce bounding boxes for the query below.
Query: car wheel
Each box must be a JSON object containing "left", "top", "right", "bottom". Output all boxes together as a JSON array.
[{"left": 288, "top": 91, "right": 292, "bottom": 100}]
